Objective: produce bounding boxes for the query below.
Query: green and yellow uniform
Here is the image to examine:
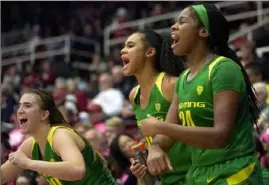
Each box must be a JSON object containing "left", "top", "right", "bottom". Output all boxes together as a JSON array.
[
  {"left": 31, "top": 126, "right": 116, "bottom": 185},
  {"left": 175, "top": 56, "right": 263, "bottom": 185},
  {"left": 133, "top": 72, "right": 192, "bottom": 185}
]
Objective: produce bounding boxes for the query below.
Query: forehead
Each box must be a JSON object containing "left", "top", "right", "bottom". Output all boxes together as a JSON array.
[
  {"left": 177, "top": 7, "right": 194, "bottom": 19},
  {"left": 119, "top": 135, "right": 132, "bottom": 143},
  {"left": 20, "top": 93, "right": 39, "bottom": 104},
  {"left": 125, "top": 33, "right": 143, "bottom": 44}
]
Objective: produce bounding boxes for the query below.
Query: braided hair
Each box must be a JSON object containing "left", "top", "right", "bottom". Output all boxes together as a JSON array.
[
  {"left": 136, "top": 30, "right": 186, "bottom": 76},
  {"left": 190, "top": 4, "right": 260, "bottom": 125}
]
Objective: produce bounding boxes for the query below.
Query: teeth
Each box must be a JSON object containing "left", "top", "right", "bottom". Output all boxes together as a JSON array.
[{"left": 171, "top": 34, "right": 177, "bottom": 39}]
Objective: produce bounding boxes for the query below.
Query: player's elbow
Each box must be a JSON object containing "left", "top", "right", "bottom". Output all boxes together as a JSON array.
[
  {"left": 213, "top": 130, "right": 231, "bottom": 148},
  {"left": 69, "top": 165, "right": 86, "bottom": 181}
]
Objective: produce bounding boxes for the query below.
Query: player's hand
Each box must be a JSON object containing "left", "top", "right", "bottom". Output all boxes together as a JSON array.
[
  {"left": 140, "top": 117, "right": 161, "bottom": 137},
  {"left": 8, "top": 150, "right": 32, "bottom": 169},
  {"left": 147, "top": 145, "right": 173, "bottom": 175},
  {"left": 130, "top": 158, "right": 147, "bottom": 179}
]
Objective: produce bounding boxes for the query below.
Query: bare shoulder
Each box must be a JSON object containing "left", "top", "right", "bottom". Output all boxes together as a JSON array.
[
  {"left": 53, "top": 128, "right": 75, "bottom": 142},
  {"left": 162, "top": 75, "right": 178, "bottom": 102},
  {"left": 129, "top": 85, "right": 139, "bottom": 106},
  {"left": 52, "top": 127, "right": 84, "bottom": 149},
  {"left": 164, "top": 75, "right": 178, "bottom": 87}
]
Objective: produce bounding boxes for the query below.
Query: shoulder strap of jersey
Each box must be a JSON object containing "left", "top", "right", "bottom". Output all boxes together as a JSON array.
[
  {"left": 133, "top": 85, "right": 140, "bottom": 106},
  {"left": 208, "top": 56, "right": 226, "bottom": 80},
  {"left": 47, "top": 126, "right": 73, "bottom": 152},
  {"left": 155, "top": 72, "right": 166, "bottom": 96},
  {"left": 178, "top": 69, "right": 190, "bottom": 89}
]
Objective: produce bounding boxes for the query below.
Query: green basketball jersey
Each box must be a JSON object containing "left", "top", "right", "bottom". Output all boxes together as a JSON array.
[
  {"left": 175, "top": 56, "right": 255, "bottom": 167},
  {"left": 31, "top": 126, "right": 116, "bottom": 185},
  {"left": 133, "top": 72, "right": 192, "bottom": 184}
]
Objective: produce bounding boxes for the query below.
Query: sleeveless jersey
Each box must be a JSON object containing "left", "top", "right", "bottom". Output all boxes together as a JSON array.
[
  {"left": 133, "top": 72, "right": 192, "bottom": 184},
  {"left": 31, "top": 126, "right": 116, "bottom": 185},
  {"left": 175, "top": 56, "right": 255, "bottom": 167}
]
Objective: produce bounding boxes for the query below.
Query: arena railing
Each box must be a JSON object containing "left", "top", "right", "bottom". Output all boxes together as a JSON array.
[
  {"left": 103, "top": 1, "right": 268, "bottom": 57},
  {"left": 1, "top": 34, "right": 100, "bottom": 69}
]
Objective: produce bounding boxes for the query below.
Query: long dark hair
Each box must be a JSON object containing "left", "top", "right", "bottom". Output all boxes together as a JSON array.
[
  {"left": 190, "top": 4, "right": 260, "bottom": 125},
  {"left": 109, "top": 134, "right": 133, "bottom": 177},
  {"left": 136, "top": 30, "right": 186, "bottom": 76}
]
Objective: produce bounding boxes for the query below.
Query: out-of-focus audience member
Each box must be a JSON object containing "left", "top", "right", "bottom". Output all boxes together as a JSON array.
[
  {"left": 87, "top": 103, "right": 105, "bottom": 133},
  {"left": 40, "top": 60, "right": 55, "bottom": 87},
  {"left": 254, "top": 82, "right": 269, "bottom": 122},
  {"left": 76, "top": 81, "right": 89, "bottom": 112},
  {"left": 239, "top": 41, "right": 260, "bottom": 67},
  {"left": 84, "top": 128, "right": 108, "bottom": 157},
  {"left": 111, "top": 65, "right": 136, "bottom": 99},
  {"left": 2, "top": 65, "right": 21, "bottom": 90},
  {"left": 109, "top": 134, "right": 137, "bottom": 185},
  {"left": 36, "top": 175, "right": 50, "bottom": 185},
  {"left": 91, "top": 72, "right": 124, "bottom": 117},
  {"left": 245, "top": 62, "right": 263, "bottom": 84},
  {"left": 105, "top": 116, "right": 124, "bottom": 146},
  {"left": 1, "top": 86, "right": 17, "bottom": 123},
  {"left": 15, "top": 170, "right": 38, "bottom": 185},
  {"left": 74, "top": 122, "right": 91, "bottom": 135}
]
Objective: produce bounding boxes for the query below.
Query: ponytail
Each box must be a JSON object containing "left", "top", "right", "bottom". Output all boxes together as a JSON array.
[
  {"left": 49, "top": 106, "right": 68, "bottom": 126},
  {"left": 159, "top": 36, "right": 186, "bottom": 76}
]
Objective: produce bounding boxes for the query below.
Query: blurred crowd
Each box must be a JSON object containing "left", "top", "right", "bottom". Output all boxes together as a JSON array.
[{"left": 1, "top": 1, "right": 269, "bottom": 185}]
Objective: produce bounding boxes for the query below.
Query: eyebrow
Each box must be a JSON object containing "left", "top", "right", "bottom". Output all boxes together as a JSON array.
[
  {"left": 125, "top": 41, "right": 135, "bottom": 45},
  {"left": 18, "top": 102, "right": 33, "bottom": 106},
  {"left": 178, "top": 16, "right": 188, "bottom": 22}
]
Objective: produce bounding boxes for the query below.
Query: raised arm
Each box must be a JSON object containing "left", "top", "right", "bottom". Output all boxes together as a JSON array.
[
  {"left": 27, "top": 129, "right": 86, "bottom": 181},
  {"left": 1, "top": 137, "right": 33, "bottom": 184}
]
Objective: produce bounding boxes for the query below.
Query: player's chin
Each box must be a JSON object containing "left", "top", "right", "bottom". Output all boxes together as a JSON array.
[{"left": 123, "top": 69, "right": 134, "bottom": 76}]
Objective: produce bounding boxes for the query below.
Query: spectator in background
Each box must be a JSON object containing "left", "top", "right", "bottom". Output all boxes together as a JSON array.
[
  {"left": 40, "top": 60, "right": 55, "bottom": 88},
  {"left": 109, "top": 134, "right": 137, "bottom": 185},
  {"left": 111, "top": 65, "right": 136, "bottom": 99},
  {"left": 89, "top": 55, "right": 108, "bottom": 74},
  {"left": 87, "top": 103, "right": 105, "bottom": 133},
  {"left": 84, "top": 128, "right": 108, "bottom": 156},
  {"left": 76, "top": 81, "right": 89, "bottom": 112},
  {"left": 1, "top": 86, "right": 17, "bottom": 123},
  {"left": 15, "top": 170, "right": 38, "bottom": 185},
  {"left": 239, "top": 41, "right": 260, "bottom": 67},
  {"left": 88, "top": 71, "right": 100, "bottom": 99},
  {"left": 239, "top": 41, "right": 269, "bottom": 81},
  {"left": 53, "top": 78, "right": 66, "bottom": 95},
  {"left": 64, "top": 94, "right": 79, "bottom": 126},
  {"left": 91, "top": 72, "right": 124, "bottom": 117},
  {"left": 112, "top": 7, "right": 131, "bottom": 39},
  {"left": 74, "top": 122, "right": 91, "bottom": 135},
  {"left": 245, "top": 62, "right": 263, "bottom": 84},
  {"left": 105, "top": 116, "right": 124, "bottom": 146},
  {"left": 2, "top": 66, "right": 21, "bottom": 90},
  {"left": 66, "top": 78, "right": 77, "bottom": 95},
  {"left": 254, "top": 82, "right": 269, "bottom": 123},
  {"left": 36, "top": 175, "right": 50, "bottom": 185},
  {"left": 21, "top": 63, "right": 40, "bottom": 87}
]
